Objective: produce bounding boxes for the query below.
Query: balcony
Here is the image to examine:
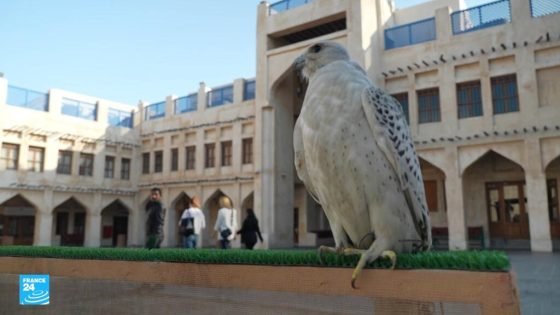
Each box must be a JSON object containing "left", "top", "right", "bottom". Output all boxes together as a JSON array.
[
  {"left": 385, "top": 18, "right": 436, "bottom": 50},
  {"left": 268, "top": 0, "right": 312, "bottom": 15},
  {"left": 451, "top": 0, "right": 511, "bottom": 35},
  {"left": 6, "top": 85, "right": 48, "bottom": 112}
]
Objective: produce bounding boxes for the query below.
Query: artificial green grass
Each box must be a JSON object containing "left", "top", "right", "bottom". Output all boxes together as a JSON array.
[{"left": 0, "top": 246, "right": 510, "bottom": 271}]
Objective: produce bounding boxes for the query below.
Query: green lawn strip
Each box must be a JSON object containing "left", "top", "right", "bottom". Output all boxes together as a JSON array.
[{"left": 0, "top": 246, "right": 510, "bottom": 271}]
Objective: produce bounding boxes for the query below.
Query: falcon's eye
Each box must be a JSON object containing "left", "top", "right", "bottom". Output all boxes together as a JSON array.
[{"left": 310, "top": 44, "right": 322, "bottom": 53}]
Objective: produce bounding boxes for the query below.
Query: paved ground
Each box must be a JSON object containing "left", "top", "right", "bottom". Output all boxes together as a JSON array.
[{"left": 508, "top": 251, "right": 560, "bottom": 315}]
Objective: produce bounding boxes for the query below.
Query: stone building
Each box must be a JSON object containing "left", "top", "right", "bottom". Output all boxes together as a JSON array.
[{"left": 1, "top": 0, "right": 559, "bottom": 251}]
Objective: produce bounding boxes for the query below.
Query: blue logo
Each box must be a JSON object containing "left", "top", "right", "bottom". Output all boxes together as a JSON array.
[{"left": 19, "top": 274, "right": 50, "bottom": 305}]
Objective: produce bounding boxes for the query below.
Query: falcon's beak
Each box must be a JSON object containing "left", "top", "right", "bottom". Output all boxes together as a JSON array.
[{"left": 293, "top": 55, "right": 305, "bottom": 73}]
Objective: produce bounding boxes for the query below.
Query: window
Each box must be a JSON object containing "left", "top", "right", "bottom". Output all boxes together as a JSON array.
[
  {"left": 417, "top": 88, "right": 441, "bottom": 123},
  {"left": 221, "top": 141, "right": 232, "bottom": 166},
  {"left": 205, "top": 143, "right": 215, "bottom": 168},
  {"left": 108, "top": 108, "right": 133, "bottom": 128},
  {"left": 61, "top": 98, "right": 97, "bottom": 121},
  {"left": 424, "top": 180, "right": 438, "bottom": 212},
  {"left": 175, "top": 94, "right": 197, "bottom": 114},
  {"left": 142, "top": 153, "right": 150, "bottom": 174},
  {"left": 391, "top": 92, "right": 409, "bottom": 124},
  {"left": 154, "top": 151, "right": 163, "bottom": 173},
  {"left": 104, "top": 156, "right": 115, "bottom": 178},
  {"left": 207, "top": 85, "right": 233, "bottom": 107},
  {"left": 547, "top": 179, "right": 559, "bottom": 222},
  {"left": 144, "top": 101, "right": 165, "bottom": 120},
  {"left": 57, "top": 150, "right": 73, "bottom": 174},
  {"left": 79, "top": 153, "right": 94, "bottom": 176},
  {"left": 121, "top": 158, "right": 131, "bottom": 180},
  {"left": 28, "top": 146, "right": 44, "bottom": 172},
  {"left": 1, "top": 143, "right": 19, "bottom": 170},
  {"left": 492, "top": 74, "right": 519, "bottom": 114},
  {"left": 457, "top": 81, "right": 483, "bottom": 118},
  {"left": 171, "top": 148, "right": 178, "bottom": 171},
  {"left": 243, "top": 80, "right": 256, "bottom": 100},
  {"left": 185, "top": 146, "right": 196, "bottom": 170},
  {"left": 242, "top": 138, "right": 253, "bottom": 164}
]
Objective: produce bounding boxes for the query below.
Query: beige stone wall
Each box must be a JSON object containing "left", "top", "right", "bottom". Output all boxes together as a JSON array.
[
  {"left": 258, "top": 0, "right": 560, "bottom": 252},
  {"left": 0, "top": 77, "right": 138, "bottom": 247}
]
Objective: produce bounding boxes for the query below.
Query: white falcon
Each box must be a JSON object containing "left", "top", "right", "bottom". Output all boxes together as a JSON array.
[{"left": 293, "top": 41, "right": 432, "bottom": 288}]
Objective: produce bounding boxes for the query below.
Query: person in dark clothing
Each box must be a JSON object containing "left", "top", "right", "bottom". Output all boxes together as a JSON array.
[
  {"left": 237, "top": 209, "right": 263, "bottom": 250},
  {"left": 145, "top": 187, "right": 166, "bottom": 249}
]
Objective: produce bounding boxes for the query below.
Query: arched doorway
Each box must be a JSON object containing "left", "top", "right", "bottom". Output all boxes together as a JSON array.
[
  {"left": 240, "top": 192, "right": 254, "bottom": 221},
  {"left": 52, "top": 197, "right": 87, "bottom": 246},
  {"left": 545, "top": 156, "right": 560, "bottom": 250},
  {"left": 171, "top": 192, "right": 191, "bottom": 247},
  {"left": 0, "top": 194, "right": 36, "bottom": 245},
  {"left": 263, "top": 64, "right": 304, "bottom": 248},
  {"left": 419, "top": 158, "right": 448, "bottom": 249},
  {"left": 201, "top": 190, "right": 232, "bottom": 248},
  {"left": 100, "top": 200, "right": 130, "bottom": 247},
  {"left": 463, "top": 150, "right": 528, "bottom": 249}
]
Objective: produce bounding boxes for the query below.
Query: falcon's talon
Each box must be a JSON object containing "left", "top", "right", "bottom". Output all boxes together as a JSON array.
[{"left": 382, "top": 250, "right": 397, "bottom": 269}]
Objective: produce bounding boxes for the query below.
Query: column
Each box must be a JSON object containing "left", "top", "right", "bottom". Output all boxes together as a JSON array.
[
  {"left": 34, "top": 211, "right": 53, "bottom": 246},
  {"left": 84, "top": 193, "right": 102, "bottom": 247},
  {"left": 444, "top": 146, "right": 468, "bottom": 250},
  {"left": 525, "top": 139, "right": 553, "bottom": 251}
]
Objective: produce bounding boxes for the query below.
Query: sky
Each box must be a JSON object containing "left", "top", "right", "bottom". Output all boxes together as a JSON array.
[{"left": 0, "top": 0, "right": 490, "bottom": 106}]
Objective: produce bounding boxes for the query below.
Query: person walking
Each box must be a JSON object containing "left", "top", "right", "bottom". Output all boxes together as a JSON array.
[
  {"left": 178, "top": 196, "right": 205, "bottom": 248},
  {"left": 214, "top": 196, "right": 237, "bottom": 249},
  {"left": 237, "top": 208, "right": 263, "bottom": 250},
  {"left": 145, "top": 187, "right": 166, "bottom": 249}
]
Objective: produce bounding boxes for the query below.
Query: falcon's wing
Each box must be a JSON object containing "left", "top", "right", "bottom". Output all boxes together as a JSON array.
[
  {"left": 293, "top": 118, "right": 320, "bottom": 203},
  {"left": 361, "top": 86, "right": 431, "bottom": 249}
]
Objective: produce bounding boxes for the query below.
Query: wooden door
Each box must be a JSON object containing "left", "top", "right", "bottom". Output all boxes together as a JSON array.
[{"left": 486, "top": 181, "right": 529, "bottom": 239}]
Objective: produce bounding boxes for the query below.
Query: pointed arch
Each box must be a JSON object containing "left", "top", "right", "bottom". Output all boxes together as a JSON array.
[
  {"left": 100, "top": 199, "right": 130, "bottom": 247},
  {"left": 201, "top": 189, "right": 232, "bottom": 247},
  {"left": 462, "top": 150, "right": 528, "bottom": 248},
  {"left": 170, "top": 192, "right": 192, "bottom": 247},
  {"left": 52, "top": 197, "right": 88, "bottom": 246},
  {"left": 0, "top": 194, "right": 37, "bottom": 245},
  {"left": 460, "top": 144, "right": 525, "bottom": 176},
  {"left": 240, "top": 191, "right": 255, "bottom": 221}
]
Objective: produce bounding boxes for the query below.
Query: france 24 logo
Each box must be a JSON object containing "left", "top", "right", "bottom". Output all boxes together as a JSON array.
[{"left": 19, "top": 274, "right": 50, "bottom": 305}]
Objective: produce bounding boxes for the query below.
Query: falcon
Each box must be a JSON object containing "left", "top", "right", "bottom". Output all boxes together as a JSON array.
[{"left": 293, "top": 41, "right": 431, "bottom": 288}]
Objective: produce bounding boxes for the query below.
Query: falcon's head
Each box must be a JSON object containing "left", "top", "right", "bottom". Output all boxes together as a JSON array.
[{"left": 294, "top": 41, "right": 350, "bottom": 81}]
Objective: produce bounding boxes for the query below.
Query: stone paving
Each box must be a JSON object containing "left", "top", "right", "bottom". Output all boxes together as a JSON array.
[{"left": 508, "top": 251, "right": 560, "bottom": 315}]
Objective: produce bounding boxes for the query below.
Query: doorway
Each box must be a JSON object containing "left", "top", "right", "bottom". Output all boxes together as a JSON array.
[{"left": 486, "top": 181, "right": 529, "bottom": 240}]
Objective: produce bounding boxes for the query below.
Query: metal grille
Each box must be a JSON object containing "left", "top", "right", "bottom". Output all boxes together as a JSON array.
[
  {"left": 391, "top": 92, "right": 409, "bottom": 124},
  {"left": 531, "top": 0, "right": 560, "bottom": 17},
  {"left": 457, "top": 81, "right": 483, "bottom": 118},
  {"left": 417, "top": 88, "right": 441, "bottom": 123},
  {"left": 491, "top": 74, "right": 519, "bottom": 114}
]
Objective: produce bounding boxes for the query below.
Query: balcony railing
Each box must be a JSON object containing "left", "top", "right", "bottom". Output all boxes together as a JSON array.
[
  {"left": 108, "top": 108, "right": 133, "bottom": 128},
  {"left": 207, "top": 85, "right": 233, "bottom": 108},
  {"left": 6, "top": 85, "right": 49, "bottom": 112},
  {"left": 144, "top": 101, "right": 165, "bottom": 121},
  {"left": 175, "top": 93, "right": 197, "bottom": 114},
  {"left": 61, "top": 98, "right": 97, "bottom": 121},
  {"left": 243, "top": 79, "right": 256, "bottom": 101},
  {"left": 385, "top": 18, "right": 436, "bottom": 50},
  {"left": 269, "top": 0, "right": 312, "bottom": 15},
  {"left": 530, "top": 0, "right": 560, "bottom": 17},
  {"left": 451, "top": 0, "right": 511, "bottom": 35}
]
